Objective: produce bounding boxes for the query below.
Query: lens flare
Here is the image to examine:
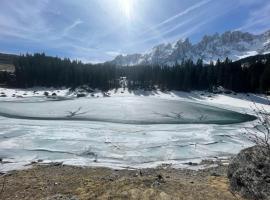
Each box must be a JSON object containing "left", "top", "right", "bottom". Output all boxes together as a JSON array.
[{"left": 119, "top": 0, "right": 133, "bottom": 20}]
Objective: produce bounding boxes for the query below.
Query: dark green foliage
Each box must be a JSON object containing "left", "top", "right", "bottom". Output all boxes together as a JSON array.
[
  {"left": 0, "top": 71, "right": 15, "bottom": 85},
  {"left": 7, "top": 53, "right": 270, "bottom": 93}
]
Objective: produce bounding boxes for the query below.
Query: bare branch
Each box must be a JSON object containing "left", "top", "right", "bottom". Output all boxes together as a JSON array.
[
  {"left": 244, "top": 98, "right": 270, "bottom": 152},
  {"left": 66, "top": 107, "right": 88, "bottom": 118}
]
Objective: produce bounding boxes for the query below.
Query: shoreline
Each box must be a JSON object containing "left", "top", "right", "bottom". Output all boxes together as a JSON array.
[
  {"left": 0, "top": 162, "right": 244, "bottom": 200},
  {"left": 0, "top": 155, "right": 233, "bottom": 174}
]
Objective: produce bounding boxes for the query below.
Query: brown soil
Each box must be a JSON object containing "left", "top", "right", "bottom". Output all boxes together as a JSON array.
[{"left": 0, "top": 164, "right": 244, "bottom": 200}]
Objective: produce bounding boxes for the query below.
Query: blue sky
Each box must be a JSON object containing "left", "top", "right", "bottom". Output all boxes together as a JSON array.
[{"left": 0, "top": 0, "right": 269, "bottom": 63}]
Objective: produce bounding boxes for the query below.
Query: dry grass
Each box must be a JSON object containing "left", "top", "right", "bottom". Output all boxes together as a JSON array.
[{"left": 0, "top": 165, "right": 245, "bottom": 200}]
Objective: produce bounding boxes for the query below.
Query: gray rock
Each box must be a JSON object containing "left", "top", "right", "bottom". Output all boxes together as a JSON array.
[
  {"left": 228, "top": 145, "right": 270, "bottom": 200},
  {"left": 77, "top": 93, "right": 86, "bottom": 98}
]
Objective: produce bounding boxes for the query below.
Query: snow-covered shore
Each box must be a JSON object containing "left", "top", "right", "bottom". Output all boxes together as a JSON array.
[{"left": 0, "top": 86, "right": 269, "bottom": 110}]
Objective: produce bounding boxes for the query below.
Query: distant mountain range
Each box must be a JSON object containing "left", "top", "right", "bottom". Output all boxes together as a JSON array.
[{"left": 108, "top": 30, "right": 270, "bottom": 66}]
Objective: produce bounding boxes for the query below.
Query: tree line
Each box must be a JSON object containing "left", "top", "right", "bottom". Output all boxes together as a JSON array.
[{"left": 1, "top": 53, "right": 269, "bottom": 93}]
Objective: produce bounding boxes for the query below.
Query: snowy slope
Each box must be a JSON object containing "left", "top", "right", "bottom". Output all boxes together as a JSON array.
[{"left": 109, "top": 30, "right": 270, "bottom": 66}]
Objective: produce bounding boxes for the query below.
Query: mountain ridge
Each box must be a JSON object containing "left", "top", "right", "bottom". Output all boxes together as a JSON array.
[{"left": 108, "top": 30, "right": 270, "bottom": 66}]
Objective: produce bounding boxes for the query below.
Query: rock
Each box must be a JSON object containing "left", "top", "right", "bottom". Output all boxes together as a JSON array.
[
  {"left": 185, "top": 162, "right": 199, "bottom": 166},
  {"left": 50, "top": 162, "right": 63, "bottom": 166},
  {"left": 44, "top": 91, "right": 49, "bottom": 96},
  {"left": 79, "top": 85, "right": 94, "bottom": 93},
  {"left": 51, "top": 93, "right": 57, "bottom": 96},
  {"left": 157, "top": 174, "right": 165, "bottom": 183},
  {"left": 224, "top": 90, "right": 232, "bottom": 94},
  {"left": 77, "top": 93, "right": 86, "bottom": 98},
  {"left": 201, "top": 159, "right": 215, "bottom": 165},
  {"left": 42, "top": 194, "right": 79, "bottom": 200},
  {"left": 0, "top": 94, "right": 7, "bottom": 97},
  {"left": 211, "top": 172, "right": 221, "bottom": 177},
  {"left": 72, "top": 85, "right": 94, "bottom": 94},
  {"left": 228, "top": 145, "right": 270, "bottom": 200},
  {"left": 103, "top": 92, "right": 110, "bottom": 97}
]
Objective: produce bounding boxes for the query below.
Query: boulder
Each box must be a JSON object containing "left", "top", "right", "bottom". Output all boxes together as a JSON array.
[
  {"left": 77, "top": 93, "right": 86, "bottom": 98},
  {"left": 228, "top": 145, "right": 270, "bottom": 200}
]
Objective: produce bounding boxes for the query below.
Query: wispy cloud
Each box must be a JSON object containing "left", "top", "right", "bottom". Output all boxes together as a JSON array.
[
  {"left": 106, "top": 51, "right": 122, "bottom": 56},
  {"left": 238, "top": 2, "right": 270, "bottom": 33},
  {"left": 0, "top": 0, "right": 49, "bottom": 40},
  {"left": 142, "top": 0, "right": 212, "bottom": 36},
  {"left": 136, "top": 18, "right": 195, "bottom": 45},
  {"left": 127, "top": 0, "right": 235, "bottom": 49},
  {"left": 63, "top": 19, "right": 83, "bottom": 37},
  {"left": 133, "top": 0, "right": 213, "bottom": 47}
]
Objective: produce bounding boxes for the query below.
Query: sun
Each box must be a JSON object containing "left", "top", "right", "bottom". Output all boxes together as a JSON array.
[{"left": 119, "top": 0, "right": 133, "bottom": 20}]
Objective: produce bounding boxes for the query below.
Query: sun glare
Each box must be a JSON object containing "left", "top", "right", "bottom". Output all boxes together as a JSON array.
[{"left": 119, "top": 0, "right": 133, "bottom": 20}]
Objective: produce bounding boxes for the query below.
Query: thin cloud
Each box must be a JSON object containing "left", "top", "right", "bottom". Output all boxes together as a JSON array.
[
  {"left": 140, "top": 18, "right": 194, "bottom": 44},
  {"left": 0, "top": 0, "right": 50, "bottom": 42},
  {"left": 106, "top": 51, "right": 122, "bottom": 56},
  {"left": 238, "top": 3, "right": 270, "bottom": 33},
  {"left": 143, "top": 0, "right": 212, "bottom": 35},
  {"left": 126, "top": 1, "right": 236, "bottom": 50},
  {"left": 63, "top": 19, "right": 83, "bottom": 36}
]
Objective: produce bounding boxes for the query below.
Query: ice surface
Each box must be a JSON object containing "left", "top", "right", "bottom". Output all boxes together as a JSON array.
[
  {"left": 0, "top": 115, "right": 255, "bottom": 171},
  {"left": 0, "top": 97, "right": 256, "bottom": 124},
  {"left": 0, "top": 90, "right": 267, "bottom": 172}
]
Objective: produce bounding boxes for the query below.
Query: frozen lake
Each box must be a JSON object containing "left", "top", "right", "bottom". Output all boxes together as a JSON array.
[
  {"left": 0, "top": 97, "right": 256, "bottom": 124},
  {"left": 0, "top": 95, "right": 258, "bottom": 171}
]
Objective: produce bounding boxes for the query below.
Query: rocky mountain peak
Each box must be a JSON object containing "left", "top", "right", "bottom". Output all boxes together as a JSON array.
[{"left": 109, "top": 29, "right": 270, "bottom": 66}]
